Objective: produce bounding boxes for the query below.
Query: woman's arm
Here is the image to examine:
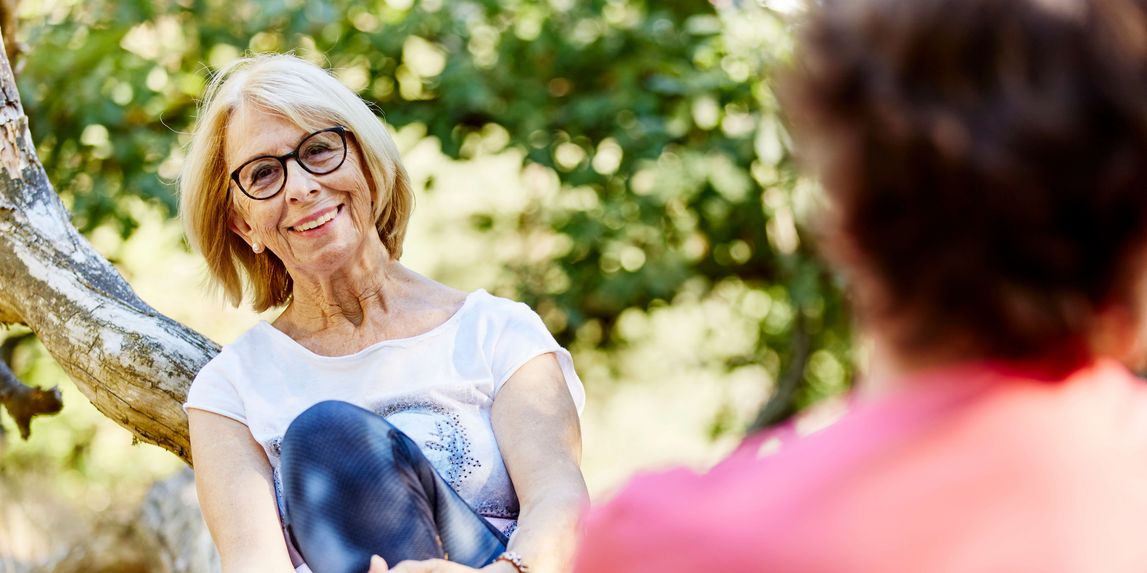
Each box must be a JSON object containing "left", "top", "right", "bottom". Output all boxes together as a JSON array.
[
  {"left": 189, "top": 409, "right": 297, "bottom": 573},
  {"left": 490, "top": 352, "right": 590, "bottom": 573},
  {"left": 371, "top": 353, "right": 588, "bottom": 573}
]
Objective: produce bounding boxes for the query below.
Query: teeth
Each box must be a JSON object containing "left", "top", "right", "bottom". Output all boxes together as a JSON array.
[{"left": 295, "top": 209, "right": 337, "bottom": 231}]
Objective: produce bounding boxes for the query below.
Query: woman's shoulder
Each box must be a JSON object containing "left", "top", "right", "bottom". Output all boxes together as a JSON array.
[
  {"left": 456, "top": 290, "right": 560, "bottom": 347},
  {"left": 408, "top": 275, "right": 470, "bottom": 310},
  {"left": 393, "top": 268, "right": 536, "bottom": 323},
  {"left": 460, "top": 289, "right": 540, "bottom": 321},
  {"left": 198, "top": 322, "right": 289, "bottom": 373},
  {"left": 221, "top": 320, "right": 287, "bottom": 354}
]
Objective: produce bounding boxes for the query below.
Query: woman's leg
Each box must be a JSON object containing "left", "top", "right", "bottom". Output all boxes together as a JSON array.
[{"left": 279, "top": 400, "right": 508, "bottom": 573}]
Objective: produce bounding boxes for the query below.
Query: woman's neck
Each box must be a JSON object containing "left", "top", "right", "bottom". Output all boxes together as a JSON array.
[
  {"left": 279, "top": 241, "right": 406, "bottom": 333},
  {"left": 855, "top": 335, "right": 921, "bottom": 401},
  {"left": 854, "top": 323, "right": 991, "bottom": 401},
  {"left": 856, "top": 331, "right": 1096, "bottom": 401}
]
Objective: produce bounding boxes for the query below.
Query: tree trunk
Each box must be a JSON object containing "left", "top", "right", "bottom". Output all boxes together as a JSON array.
[
  {"left": 29, "top": 469, "right": 222, "bottom": 573},
  {"left": 0, "top": 27, "right": 214, "bottom": 464}
]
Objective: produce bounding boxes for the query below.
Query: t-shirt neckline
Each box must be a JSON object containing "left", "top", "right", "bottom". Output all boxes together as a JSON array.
[{"left": 254, "top": 288, "right": 487, "bottom": 361}]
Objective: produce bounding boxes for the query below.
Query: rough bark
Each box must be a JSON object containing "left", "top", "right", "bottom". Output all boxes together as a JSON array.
[{"left": 0, "top": 27, "right": 215, "bottom": 463}]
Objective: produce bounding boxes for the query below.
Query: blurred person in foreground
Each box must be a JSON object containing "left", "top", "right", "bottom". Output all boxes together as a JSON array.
[
  {"left": 180, "top": 54, "right": 588, "bottom": 573},
  {"left": 574, "top": 0, "right": 1147, "bottom": 571}
]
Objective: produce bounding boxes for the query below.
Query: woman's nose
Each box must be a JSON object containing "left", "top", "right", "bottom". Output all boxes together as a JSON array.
[{"left": 283, "top": 158, "right": 320, "bottom": 203}]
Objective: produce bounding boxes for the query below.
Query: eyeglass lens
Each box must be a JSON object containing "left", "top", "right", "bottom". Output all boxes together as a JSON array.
[{"left": 238, "top": 129, "right": 346, "bottom": 199}]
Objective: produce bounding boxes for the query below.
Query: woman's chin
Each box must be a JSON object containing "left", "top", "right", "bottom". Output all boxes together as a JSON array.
[{"left": 286, "top": 240, "right": 375, "bottom": 278}]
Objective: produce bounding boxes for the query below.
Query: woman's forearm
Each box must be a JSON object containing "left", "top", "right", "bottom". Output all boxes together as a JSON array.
[
  {"left": 191, "top": 411, "right": 297, "bottom": 573},
  {"left": 489, "top": 353, "right": 590, "bottom": 573},
  {"left": 502, "top": 485, "right": 589, "bottom": 573}
]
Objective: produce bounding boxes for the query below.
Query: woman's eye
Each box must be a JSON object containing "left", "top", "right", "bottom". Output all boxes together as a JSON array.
[
  {"left": 303, "top": 142, "right": 333, "bottom": 159},
  {"left": 250, "top": 163, "right": 280, "bottom": 185}
]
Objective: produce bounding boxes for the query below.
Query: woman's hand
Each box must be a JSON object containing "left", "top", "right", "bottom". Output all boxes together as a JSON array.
[{"left": 368, "top": 555, "right": 517, "bottom": 573}]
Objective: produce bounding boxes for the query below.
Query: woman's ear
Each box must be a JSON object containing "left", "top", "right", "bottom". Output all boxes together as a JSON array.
[
  {"left": 1090, "top": 303, "right": 1140, "bottom": 369},
  {"left": 228, "top": 212, "right": 258, "bottom": 250},
  {"left": 1102, "top": 253, "right": 1147, "bottom": 372}
]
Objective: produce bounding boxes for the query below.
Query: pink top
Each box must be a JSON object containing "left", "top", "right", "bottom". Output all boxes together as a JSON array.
[{"left": 574, "top": 358, "right": 1147, "bottom": 573}]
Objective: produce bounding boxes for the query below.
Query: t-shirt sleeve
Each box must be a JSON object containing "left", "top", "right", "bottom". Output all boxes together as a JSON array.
[
  {"left": 183, "top": 350, "right": 248, "bottom": 425},
  {"left": 488, "top": 300, "right": 586, "bottom": 413}
]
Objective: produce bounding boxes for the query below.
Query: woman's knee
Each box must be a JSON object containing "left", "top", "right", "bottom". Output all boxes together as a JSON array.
[{"left": 281, "top": 400, "right": 396, "bottom": 460}]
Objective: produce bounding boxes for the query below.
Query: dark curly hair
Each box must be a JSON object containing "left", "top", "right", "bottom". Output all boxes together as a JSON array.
[{"left": 786, "top": 0, "right": 1147, "bottom": 360}]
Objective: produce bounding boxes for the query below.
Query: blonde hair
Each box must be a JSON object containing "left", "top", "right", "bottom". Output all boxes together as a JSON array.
[{"left": 179, "top": 53, "right": 414, "bottom": 311}]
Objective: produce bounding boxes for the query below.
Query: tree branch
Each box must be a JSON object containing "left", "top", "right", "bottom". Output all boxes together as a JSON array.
[
  {"left": 747, "top": 310, "right": 811, "bottom": 433},
  {"left": 0, "top": 355, "right": 61, "bottom": 439},
  {"left": 0, "top": 25, "right": 217, "bottom": 463}
]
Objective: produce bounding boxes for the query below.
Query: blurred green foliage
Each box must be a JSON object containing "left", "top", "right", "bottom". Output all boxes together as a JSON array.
[{"left": 15, "top": 0, "right": 852, "bottom": 429}]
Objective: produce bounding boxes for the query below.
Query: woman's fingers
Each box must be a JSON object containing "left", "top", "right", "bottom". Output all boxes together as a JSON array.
[
  {"left": 368, "top": 555, "right": 389, "bottom": 572},
  {"left": 385, "top": 559, "right": 476, "bottom": 572}
]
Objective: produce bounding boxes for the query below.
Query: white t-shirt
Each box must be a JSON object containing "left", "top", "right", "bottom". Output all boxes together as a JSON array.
[{"left": 184, "top": 289, "right": 584, "bottom": 571}]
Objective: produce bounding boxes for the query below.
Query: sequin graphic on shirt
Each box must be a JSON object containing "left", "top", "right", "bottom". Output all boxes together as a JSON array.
[
  {"left": 376, "top": 399, "right": 481, "bottom": 492},
  {"left": 267, "top": 435, "right": 283, "bottom": 463},
  {"left": 474, "top": 497, "right": 519, "bottom": 520}
]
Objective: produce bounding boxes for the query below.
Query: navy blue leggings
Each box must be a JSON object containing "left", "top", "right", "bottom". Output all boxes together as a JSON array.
[{"left": 279, "top": 401, "right": 508, "bottom": 573}]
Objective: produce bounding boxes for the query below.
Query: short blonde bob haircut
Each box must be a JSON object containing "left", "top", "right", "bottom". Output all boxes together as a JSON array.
[{"left": 180, "top": 53, "right": 414, "bottom": 311}]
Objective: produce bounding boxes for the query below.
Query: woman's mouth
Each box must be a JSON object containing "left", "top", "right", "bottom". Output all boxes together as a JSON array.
[{"left": 290, "top": 205, "right": 342, "bottom": 233}]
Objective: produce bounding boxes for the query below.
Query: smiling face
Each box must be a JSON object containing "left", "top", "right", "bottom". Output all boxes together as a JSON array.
[{"left": 225, "top": 105, "right": 381, "bottom": 280}]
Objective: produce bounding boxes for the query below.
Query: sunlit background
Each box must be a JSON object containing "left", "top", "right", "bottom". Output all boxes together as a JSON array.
[{"left": 0, "top": 0, "right": 853, "bottom": 570}]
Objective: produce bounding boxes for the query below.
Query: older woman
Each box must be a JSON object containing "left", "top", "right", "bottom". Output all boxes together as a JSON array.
[
  {"left": 180, "top": 54, "right": 587, "bottom": 573},
  {"left": 573, "top": 0, "right": 1147, "bottom": 571}
]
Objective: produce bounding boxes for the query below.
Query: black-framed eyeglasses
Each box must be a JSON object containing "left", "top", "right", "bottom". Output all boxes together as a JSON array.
[{"left": 230, "top": 126, "right": 349, "bottom": 200}]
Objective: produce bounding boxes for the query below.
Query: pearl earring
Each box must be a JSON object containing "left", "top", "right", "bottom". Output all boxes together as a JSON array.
[{"left": 251, "top": 241, "right": 264, "bottom": 254}]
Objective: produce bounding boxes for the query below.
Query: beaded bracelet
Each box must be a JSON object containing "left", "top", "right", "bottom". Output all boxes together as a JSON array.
[{"left": 495, "top": 551, "right": 530, "bottom": 573}]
